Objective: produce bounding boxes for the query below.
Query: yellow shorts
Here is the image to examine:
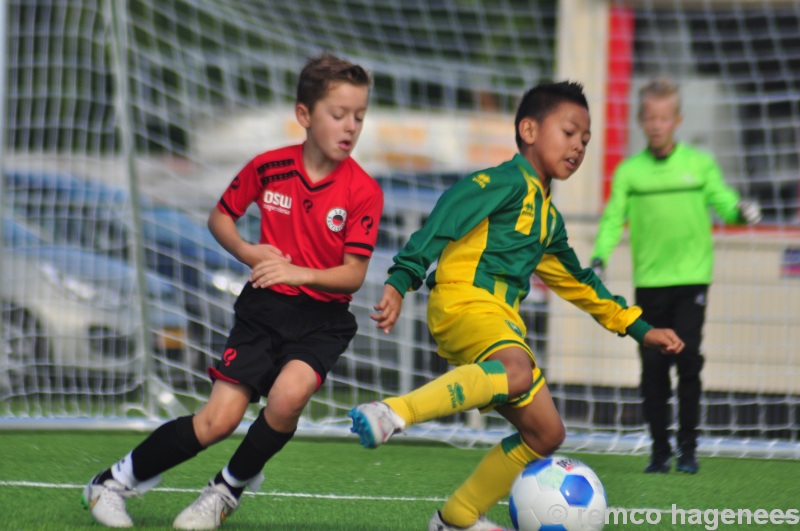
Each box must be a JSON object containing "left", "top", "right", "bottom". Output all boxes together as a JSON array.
[{"left": 427, "top": 282, "right": 546, "bottom": 408}]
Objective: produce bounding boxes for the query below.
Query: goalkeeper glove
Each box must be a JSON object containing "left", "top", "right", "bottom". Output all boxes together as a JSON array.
[
  {"left": 590, "top": 258, "right": 605, "bottom": 281},
  {"left": 737, "top": 199, "right": 762, "bottom": 225}
]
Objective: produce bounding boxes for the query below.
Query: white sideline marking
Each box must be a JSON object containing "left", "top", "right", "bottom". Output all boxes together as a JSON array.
[
  {"left": 0, "top": 480, "right": 448, "bottom": 503},
  {"left": 0, "top": 480, "right": 674, "bottom": 514}
]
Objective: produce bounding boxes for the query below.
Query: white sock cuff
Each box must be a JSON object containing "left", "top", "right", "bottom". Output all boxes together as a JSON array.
[
  {"left": 247, "top": 472, "right": 265, "bottom": 492},
  {"left": 222, "top": 466, "right": 264, "bottom": 492},
  {"left": 110, "top": 451, "right": 161, "bottom": 494},
  {"left": 110, "top": 452, "right": 137, "bottom": 489},
  {"left": 135, "top": 474, "right": 162, "bottom": 494},
  {"left": 221, "top": 466, "right": 247, "bottom": 488}
]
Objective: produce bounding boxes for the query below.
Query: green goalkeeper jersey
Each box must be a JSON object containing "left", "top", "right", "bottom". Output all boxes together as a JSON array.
[
  {"left": 386, "top": 153, "right": 651, "bottom": 343},
  {"left": 592, "top": 142, "right": 743, "bottom": 288}
]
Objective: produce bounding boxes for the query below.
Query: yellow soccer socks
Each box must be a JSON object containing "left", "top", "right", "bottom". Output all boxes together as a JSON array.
[
  {"left": 440, "top": 433, "right": 542, "bottom": 527},
  {"left": 383, "top": 361, "right": 508, "bottom": 426}
]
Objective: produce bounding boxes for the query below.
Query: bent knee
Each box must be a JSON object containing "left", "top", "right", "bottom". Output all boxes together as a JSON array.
[
  {"left": 194, "top": 416, "right": 239, "bottom": 445},
  {"left": 547, "top": 423, "right": 567, "bottom": 452},
  {"left": 267, "top": 387, "right": 314, "bottom": 420},
  {"left": 521, "top": 421, "right": 565, "bottom": 457}
]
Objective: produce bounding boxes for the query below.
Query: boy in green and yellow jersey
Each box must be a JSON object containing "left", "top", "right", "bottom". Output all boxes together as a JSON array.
[
  {"left": 591, "top": 78, "right": 761, "bottom": 476},
  {"left": 349, "top": 81, "right": 685, "bottom": 531}
]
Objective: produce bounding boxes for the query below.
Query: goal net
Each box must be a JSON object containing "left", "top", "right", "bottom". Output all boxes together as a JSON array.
[{"left": 0, "top": 0, "right": 797, "bottom": 459}]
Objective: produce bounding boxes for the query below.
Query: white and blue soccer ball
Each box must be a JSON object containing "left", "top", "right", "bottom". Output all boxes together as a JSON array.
[{"left": 509, "top": 455, "right": 607, "bottom": 531}]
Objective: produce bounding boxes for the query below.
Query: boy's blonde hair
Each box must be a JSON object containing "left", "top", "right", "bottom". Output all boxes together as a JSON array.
[{"left": 638, "top": 78, "right": 681, "bottom": 118}]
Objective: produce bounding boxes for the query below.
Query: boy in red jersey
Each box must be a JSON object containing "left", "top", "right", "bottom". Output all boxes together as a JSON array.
[{"left": 82, "top": 53, "right": 383, "bottom": 530}]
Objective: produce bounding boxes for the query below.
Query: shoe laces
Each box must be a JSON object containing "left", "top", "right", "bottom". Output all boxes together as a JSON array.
[
  {"left": 101, "top": 481, "right": 137, "bottom": 512},
  {"left": 191, "top": 483, "right": 236, "bottom": 515},
  {"left": 376, "top": 403, "right": 405, "bottom": 434}
]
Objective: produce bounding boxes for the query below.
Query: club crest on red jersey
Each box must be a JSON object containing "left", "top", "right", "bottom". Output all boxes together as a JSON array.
[{"left": 326, "top": 208, "right": 347, "bottom": 232}]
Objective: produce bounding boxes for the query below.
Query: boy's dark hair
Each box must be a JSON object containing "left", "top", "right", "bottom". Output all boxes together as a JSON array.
[
  {"left": 514, "top": 81, "right": 589, "bottom": 149},
  {"left": 296, "top": 53, "right": 371, "bottom": 112}
]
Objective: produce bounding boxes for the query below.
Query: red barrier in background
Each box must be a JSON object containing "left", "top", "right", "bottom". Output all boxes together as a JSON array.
[{"left": 603, "top": 6, "right": 634, "bottom": 205}]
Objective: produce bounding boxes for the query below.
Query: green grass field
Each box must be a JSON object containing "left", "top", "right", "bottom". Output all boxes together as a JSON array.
[{"left": 1, "top": 430, "right": 798, "bottom": 530}]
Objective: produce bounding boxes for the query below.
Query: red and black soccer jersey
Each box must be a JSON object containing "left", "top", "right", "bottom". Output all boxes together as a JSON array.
[{"left": 217, "top": 143, "right": 384, "bottom": 303}]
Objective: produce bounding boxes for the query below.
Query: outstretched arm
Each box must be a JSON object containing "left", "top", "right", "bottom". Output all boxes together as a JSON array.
[{"left": 592, "top": 168, "right": 630, "bottom": 267}]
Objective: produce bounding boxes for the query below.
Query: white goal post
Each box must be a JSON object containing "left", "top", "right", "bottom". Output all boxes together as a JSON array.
[{"left": 0, "top": 0, "right": 798, "bottom": 459}]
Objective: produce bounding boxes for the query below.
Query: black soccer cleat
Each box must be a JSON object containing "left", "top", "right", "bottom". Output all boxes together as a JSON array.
[
  {"left": 644, "top": 452, "right": 672, "bottom": 474},
  {"left": 676, "top": 452, "right": 700, "bottom": 474}
]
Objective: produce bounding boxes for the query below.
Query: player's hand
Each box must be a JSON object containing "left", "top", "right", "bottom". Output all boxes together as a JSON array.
[
  {"left": 250, "top": 253, "right": 309, "bottom": 288},
  {"left": 252, "top": 243, "right": 291, "bottom": 263},
  {"left": 643, "top": 328, "right": 685, "bottom": 355},
  {"left": 238, "top": 242, "right": 291, "bottom": 270},
  {"left": 590, "top": 258, "right": 605, "bottom": 281},
  {"left": 737, "top": 199, "right": 762, "bottom": 224},
  {"left": 371, "top": 284, "right": 404, "bottom": 334}
]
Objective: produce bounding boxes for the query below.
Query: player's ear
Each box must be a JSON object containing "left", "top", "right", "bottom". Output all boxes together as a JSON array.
[
  {"left": 518, "top": 117, "right": 538, "bottom": 145},
  {"left": 295, "top": 103, "right": 311, "bottom": 128}
]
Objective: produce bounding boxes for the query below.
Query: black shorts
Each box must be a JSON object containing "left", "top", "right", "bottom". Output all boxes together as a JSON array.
[{"left": 208, "top": 283, "right": 357, "bottom": 402}]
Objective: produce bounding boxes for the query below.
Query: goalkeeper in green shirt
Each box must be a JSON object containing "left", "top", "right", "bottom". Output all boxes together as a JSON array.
[{"left": 591, "top": 78, "right": 762, "bottom": 475}]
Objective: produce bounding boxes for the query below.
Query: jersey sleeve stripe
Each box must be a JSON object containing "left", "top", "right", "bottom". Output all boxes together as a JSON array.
[
  {"left": 218, "top": 198, "right": 241, "bottom": 220},
  {"left": 345, "top": 242, "right": 375, "bottom": 252}
]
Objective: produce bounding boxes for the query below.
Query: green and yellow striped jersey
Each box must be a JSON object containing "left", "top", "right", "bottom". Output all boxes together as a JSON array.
[{"left": 386, "top": 153, "right": 651, "bottom": 343}]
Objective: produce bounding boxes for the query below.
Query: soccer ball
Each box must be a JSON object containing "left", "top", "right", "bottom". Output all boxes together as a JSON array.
[{"left": 509, "top": 455, "right": 607, "bottom": 531}]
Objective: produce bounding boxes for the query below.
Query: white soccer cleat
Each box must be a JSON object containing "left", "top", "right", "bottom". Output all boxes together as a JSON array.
[
  {"left": 348, "top": 401, "right": 406, "bottom": 449},
  {"left": 428, "top": 511, "right": 510, "bottom": 531},
  {"left": 81, "top": 475, "right": 137, "bottom": 528},
  {"left": 173, "top": 480, "right": 239, "bottom": 530}
]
